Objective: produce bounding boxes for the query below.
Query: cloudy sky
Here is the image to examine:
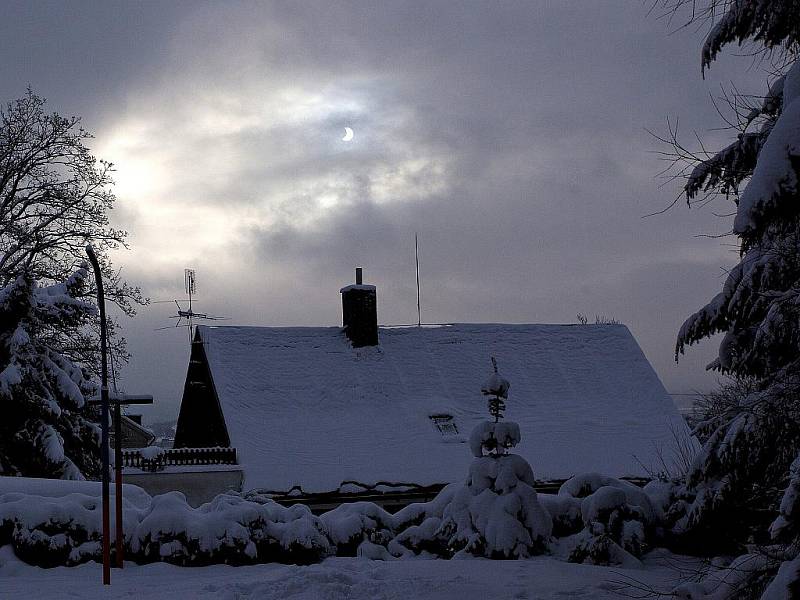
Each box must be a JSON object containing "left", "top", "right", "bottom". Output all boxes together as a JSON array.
[{"left": 0, "top": 1, "right": 769, "bottom": 422}]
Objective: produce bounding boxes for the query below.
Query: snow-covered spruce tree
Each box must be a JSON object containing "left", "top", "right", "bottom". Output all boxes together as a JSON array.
[
  {"left": 660, "top": 0, "right": 800, "bottom": 596},
  {"left": 389, "top": 359, "right": 552, "bottom": 558},
  {"left": 0, "top": 268, "right": 101, "bottom": 479}
]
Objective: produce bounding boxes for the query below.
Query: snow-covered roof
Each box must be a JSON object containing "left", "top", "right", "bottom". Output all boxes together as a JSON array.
[{"left": 196, "top": 323, "right": 692, "bottom": 493}]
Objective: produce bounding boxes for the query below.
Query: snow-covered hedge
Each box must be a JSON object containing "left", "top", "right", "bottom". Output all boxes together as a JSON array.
[
  {"left": 0, "top": 487, "right": 330, "bottom": 568},
  {"left": 0, "top": 491, "right": 136, "bottom": 567},
  {"left": 0, "top": 472, "right": 672, "bottom": 568},
  {"left": 131, "top": 492, "right": 330, "bottom": 566}
]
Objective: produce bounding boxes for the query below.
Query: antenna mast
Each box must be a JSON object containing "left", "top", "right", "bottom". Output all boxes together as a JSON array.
[
  {"left": 185, "top": 269, "right": 196, "bottom": 312},
  {"left": 184, "top": 269, "right": 196, "bottom": 342},
  {"left": 154, "top": 268, "right": 228, "bottom": 341},
  {"left": 415, "top": 233, "right": 421, "bottom": 327}
]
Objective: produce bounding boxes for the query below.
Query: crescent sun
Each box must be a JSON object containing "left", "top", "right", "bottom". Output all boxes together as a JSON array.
[{"left": 342, "top": 127, "right": 354, "bottom": 142}]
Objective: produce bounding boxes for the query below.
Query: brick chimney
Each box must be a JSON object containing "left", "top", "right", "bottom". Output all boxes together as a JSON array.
[{"left": 340, "top": 267, "right": 378, "bottom": 347}]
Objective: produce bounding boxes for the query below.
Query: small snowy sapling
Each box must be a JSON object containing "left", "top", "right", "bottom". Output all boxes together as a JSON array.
[{"left": 436, "top": 358, "right": 551, "bottom": 558}]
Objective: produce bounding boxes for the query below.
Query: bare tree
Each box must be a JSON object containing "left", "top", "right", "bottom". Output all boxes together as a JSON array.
[{"left": 0, "top": 89, "right": 143, "bottom": 374}]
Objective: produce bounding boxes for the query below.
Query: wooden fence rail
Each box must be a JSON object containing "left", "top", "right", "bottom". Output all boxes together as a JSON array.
[{"left": 122, "top": 447, "right": 237, "bottom": 471}]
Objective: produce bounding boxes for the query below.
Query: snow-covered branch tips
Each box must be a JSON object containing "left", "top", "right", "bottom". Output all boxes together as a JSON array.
[
  {"left": 481, "top": 356, "right": 509, "bottom": 423},
  {"left": 471, "top": 357, "right": 520, "bottom": 458}
]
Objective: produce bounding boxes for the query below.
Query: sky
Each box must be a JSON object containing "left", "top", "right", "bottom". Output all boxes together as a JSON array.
[{"left": 0, "top": 1, "right": 771, "bottom": 423}]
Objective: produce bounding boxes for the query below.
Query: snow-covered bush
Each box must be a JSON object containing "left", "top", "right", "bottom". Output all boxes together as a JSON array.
[
  {"left": 0, "top": 270, "right": 101, "bottom": 480},
  {"left": 537, "top": 493, "right": 583, "bottom": 537},
  {"left": 312, "top": 485, "right": 460, "bottom": 558},
  {"left": 131, "top": 492, "right": 331, "bottom": 566},
  {"left": 671, "top": 553, "right": 776, "bottom": 600},
  {"left": 319, "top": 501, "right": 397, "bottom": 556},
  {"left": 0, "top": 472, "right": 671, "bottom": 568},
  {"left": 662, "top": 454, "right": 800, "bottom": 600},
  {"left": 554, "top": 473, "right": 658, "bottom": 566},
  {"left": 0, "top": 485, "right": 331, "bottom": 568},
  {"left": 0, "top": 490, "right": 140, "bottom": 567},
  {"left": 437, "top": 453, "right": 552, "bottom": 558},
  {"left": 658, "top": 379, "right": 800, "bottom": 559}
]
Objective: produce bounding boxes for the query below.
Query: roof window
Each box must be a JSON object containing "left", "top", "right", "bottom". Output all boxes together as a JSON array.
[{"left": 430, "top": 414, "right": 459, "bottom": 436}]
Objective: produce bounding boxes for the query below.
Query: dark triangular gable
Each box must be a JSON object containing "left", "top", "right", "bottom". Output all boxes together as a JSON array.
[{"left": 174, "top": 328, "right": 231, "bottom": 448}]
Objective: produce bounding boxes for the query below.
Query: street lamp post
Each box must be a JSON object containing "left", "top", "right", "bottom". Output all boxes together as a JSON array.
[{"left": 85, "top": 245, "right": 111, "bottom": 586}]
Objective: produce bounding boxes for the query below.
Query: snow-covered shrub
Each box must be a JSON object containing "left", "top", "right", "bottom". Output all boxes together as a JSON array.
[
  {"left": 555, "top": 474, "right": 657, "bottom": 566},
  {"left": 319, "top": 501, "right": 397, "bottom": 556},
  {"left": 0, "top": 486, "right": 331, "bottom": 568},
  {"left": 0, "top": 490, "right": 140, "bottom": 567},
  {"left": 760, "top": 556, "right": 800, "bottom": 600},
  {"left": 663, "top": 382, "right": 800, "bottom": 555},
  {"left": 537, "top": 493, "right": 583, "bottom": 537},
  {"left": 671, "top": 553, "right": 776, "bottom": 600},
  {"left": 380, "top": 484, "right": 458, "bottom": 558},
  {"left": 130, "top": 492, "right": 331, "bottom": 566},
  {"left": 668, "top": 466, "right": 800, "bottom": 600},
  {"left": 0, "top": 270, "right": 101, "bottom": 480},
  {"left": 435, "top": 453, "right": 552, "bottom": 558}
]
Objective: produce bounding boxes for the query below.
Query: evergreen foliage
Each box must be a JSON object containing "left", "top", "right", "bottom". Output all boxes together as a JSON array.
[
  {"left": 0, "top": 269, "right": 101, "bottom": 479},
  {"left": 662, "top": 0, "right": 800, "bottom": 596}
]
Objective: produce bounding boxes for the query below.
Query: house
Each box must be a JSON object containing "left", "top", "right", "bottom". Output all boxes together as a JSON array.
[
  {"left": 111, "top": 414, "right": 155, "bottom": 449},
  {"left": 173, "top": 270, "right": 694, "bottom": 502}
]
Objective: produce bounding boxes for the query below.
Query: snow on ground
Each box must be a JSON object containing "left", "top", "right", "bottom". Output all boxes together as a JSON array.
[{"left": 0, "top": 547, "right": 696, "bottom": 600}]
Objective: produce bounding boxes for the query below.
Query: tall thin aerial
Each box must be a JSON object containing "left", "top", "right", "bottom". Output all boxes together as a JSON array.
[
  {"left": 185, "top": 268, "right": 196, "bottom": 312},
  {"left": 415, "top": 233, "right": 421, "bottom": 327},
  {"left": 154, "top": 269, "right": 228, "bottom": 342}
]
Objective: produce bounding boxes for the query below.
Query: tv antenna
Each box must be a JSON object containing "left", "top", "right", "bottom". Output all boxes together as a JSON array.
[{"left": 154, "top": 269, "right": 228, "bottom": 342}]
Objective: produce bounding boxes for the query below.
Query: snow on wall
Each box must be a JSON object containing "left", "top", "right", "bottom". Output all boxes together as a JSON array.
[
  {"left": 0, "top": 476, "right": 152, "bottom": 509},
  {"left": 196, "top": 324, "right": 692, "bottom": 493}
]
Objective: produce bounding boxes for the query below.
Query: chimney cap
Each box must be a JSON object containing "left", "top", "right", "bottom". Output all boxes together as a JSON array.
[
  {"left": 340, "top": 283, "right": 376, "bottom": 293},
  {"left": 340, "top": 267, "right": 375, "bottom": 293}
]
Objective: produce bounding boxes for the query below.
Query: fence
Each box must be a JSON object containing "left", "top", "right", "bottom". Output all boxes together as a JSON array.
[{"left": 122, "top": 447, "right": 237, "bottom": 471}]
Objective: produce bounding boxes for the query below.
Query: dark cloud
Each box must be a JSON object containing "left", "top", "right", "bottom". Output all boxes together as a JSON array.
[{"left": 0, "top": 2, "right": 762, "bottom": 422}]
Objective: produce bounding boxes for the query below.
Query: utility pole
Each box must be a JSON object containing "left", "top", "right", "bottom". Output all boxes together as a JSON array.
[{"left": 111, "top": 393, "right": 152, "bottom": 568}]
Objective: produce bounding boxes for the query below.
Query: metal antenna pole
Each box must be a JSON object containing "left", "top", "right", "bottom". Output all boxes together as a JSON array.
[
  {"left": 415, "top": 233, "right": 421, "bottom": 327},
  {"left": 185, "top": 269, "right": 195, "bottom": 344},
  {"left": 86, "top": 245, "right": 111, "bottom": 586}
]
